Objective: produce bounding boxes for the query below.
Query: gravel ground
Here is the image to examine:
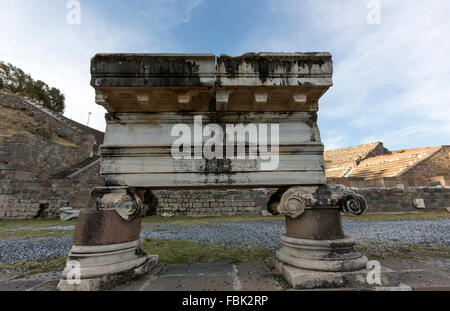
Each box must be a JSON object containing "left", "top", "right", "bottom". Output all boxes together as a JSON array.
[
  {"left": 0, "top": 237, "right": 73, "bottom": 264},
  {"left": 0, "top": 219, "right": 449, "bottom": 264},
  {"left": 344, "top": 219, "right": 450, "bottom": 245},
  {"left": 141, "top": 218, "right": 450, "bottom": 249}
]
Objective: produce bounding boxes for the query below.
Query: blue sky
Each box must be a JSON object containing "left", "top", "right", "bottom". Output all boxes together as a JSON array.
[{"left": 1, "top": 0, "right": 449, "bottom": 150}]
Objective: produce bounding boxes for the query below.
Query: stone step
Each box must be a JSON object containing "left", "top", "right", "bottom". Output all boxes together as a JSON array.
[{"left": 50, "top": 156, "right": 100, "bottom": 179}]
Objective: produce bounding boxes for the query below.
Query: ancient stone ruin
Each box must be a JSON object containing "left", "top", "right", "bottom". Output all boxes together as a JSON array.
[
  {"left": 0, "top": 89, "right": 104, "bottom": 219},
  {"left": 58, "top": 53, "right": 399, "bottom": 290}
]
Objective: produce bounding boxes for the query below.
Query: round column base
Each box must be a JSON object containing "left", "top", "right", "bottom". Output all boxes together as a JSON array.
[
  {"left": 57, "top": 239, "right": 158, "bottom": 291},
  {"left": 276, "top": 235, "right": 368, "bottom": 272},
  {"left": 274, "top": 258, "right": 401, "bottom": 290}
]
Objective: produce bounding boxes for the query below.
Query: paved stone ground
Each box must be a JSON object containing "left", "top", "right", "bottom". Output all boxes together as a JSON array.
[
  {"left": 113, "top": 262, "right": 282, "bottom": 291},
  {"left": 381, "top": 258, "right": 450, "bottom": 291},
  {"left": 0, "top": 259, "right": 449, "bottom": 291},
  {"left": 0, "top": 271, "right": 60, "bottom": 291}
]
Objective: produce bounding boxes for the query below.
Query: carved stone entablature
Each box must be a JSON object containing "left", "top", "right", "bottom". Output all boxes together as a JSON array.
[
  {"left": 91, "top": 187, "right": 144, "bottom": 221},
  {"left": 272, "top": 184, "right": 368, "bottom": 218}
]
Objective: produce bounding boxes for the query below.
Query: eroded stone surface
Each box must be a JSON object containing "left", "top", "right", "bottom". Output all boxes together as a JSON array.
[{"left": 73, "top": 210, "right": 141, "bottom": 246}]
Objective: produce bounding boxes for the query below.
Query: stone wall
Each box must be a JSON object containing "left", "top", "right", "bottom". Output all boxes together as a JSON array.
[
  {"left": 0, "top": 90, "right": 105, "bottom": 219},
  {"left": 2, "top": 182, "right": 449, "bottom": 219},
  {"left": 0, "top": 91, "right": 102, "bottom": 157},
  {"left": 327, "top": 177, "right": 383, "bottom": 188},
  {"left": 150, "top": 186, "right": 450, "bottom": 216},
  {"left": 324, "top": 142, "right": 388, "bottom": 169},
  {"left": 397, "top": 146, "right": 450, "bottom": 187},
  {"left": 0, "top": 90, "right": 104, "bottom": 180},
  {"left": 0, "top": 134, "right": 84, "bottom": 180},
  {"left": 50, "top": 162, "right": 104, "bottom": 210},
  {"left": 152, "top": 189, "right": 277, "bottom": 216},
  {"left": 354, "top": 187, "right": 450, "bottom": 213},
  {"left": 0, "top": 179, "right": 68, "bottom": 219},
  {"left": 327, "top": 146, "right": 450, "bottom": 188},
  {"left": 0, "top": 162, "right": 103, "bottom": 220}
]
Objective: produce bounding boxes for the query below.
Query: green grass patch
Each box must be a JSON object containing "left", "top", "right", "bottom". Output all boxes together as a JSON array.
[
  {"left": 0, "top": 219, "right": 76, "bottom": 240},
  {"left": 0, "top": 218, "right": 76, "bottom": 230},
  {"left": 356, "top": 238, "right": 450, "bottom": 260},
  {"left": 142, "top": 238, "right": 271, "bottom": 265},
  {"left": 343, "top": 210, "right": 450, "bottom": 222},
  {"left": 0, "top": 229, "right": 74, "bottom": 240},
  {"left": 141, "top": 215, "right": 284, "bottom": 228},
  {"left": 141, "top": 211, "right": 449, "bottom": 229},
  {"left": 0, "top": 256, "right": 67, "bottom": 276}
]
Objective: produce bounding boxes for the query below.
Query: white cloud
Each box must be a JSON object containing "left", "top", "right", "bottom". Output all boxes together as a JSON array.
[
  {"left": 140, "top": 0, "right": 203, "bottom": 29},
  {"left": 323, "top": 133, "right": 345, "bottom": 151},
  {"left": 0, "top": 0, "right": 203, "bottom": 131},
  {"left": 1, "top": 1, "right": 448, "bottom": 150},
  {"left": 244, "top": 0, "right": 450, "bottom": 150}
]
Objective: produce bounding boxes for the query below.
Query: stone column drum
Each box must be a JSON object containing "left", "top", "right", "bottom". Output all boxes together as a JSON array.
[{"left": 58, "top": 53, "right": 397, "bottom": 290}]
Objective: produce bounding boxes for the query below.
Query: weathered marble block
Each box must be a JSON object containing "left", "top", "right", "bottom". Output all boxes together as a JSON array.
[{"left": 91, "top": 53, "right": 333, "bottom": 189}]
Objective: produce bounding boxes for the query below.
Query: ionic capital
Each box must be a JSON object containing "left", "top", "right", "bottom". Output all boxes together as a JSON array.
[
  {"left": 272, "top": 184, "right": 368, "bottom": 218},
  {"left": 91, "top": 187, "right": 144, "bottom": 221}
]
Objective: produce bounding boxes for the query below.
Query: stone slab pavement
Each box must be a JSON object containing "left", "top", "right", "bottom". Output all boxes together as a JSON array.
[
  {"left": 0, "top": 271, "right": 60, "bottom": 291},
  {"left": 0, "top": 259, "right": 449, "bottom": 291},
  {"left": 113, "top": 262, "right": 282, "bottom": 291},
  {"left": 381, "top": 258, "right": 450, "bottom": 291}
]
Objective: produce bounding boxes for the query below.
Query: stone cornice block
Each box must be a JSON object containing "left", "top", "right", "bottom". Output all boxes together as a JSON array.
[
  {"left": 90, "top": 52, "right": 333, "bottom": 113},
  {"left": 216, "top": 52, "right": 333, "bottom": 87},
  {"left": 91, "top": 53, "right": 216, "bottom": 87}
]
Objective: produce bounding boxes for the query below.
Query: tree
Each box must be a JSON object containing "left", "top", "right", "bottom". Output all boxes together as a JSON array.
[
  {"left": 26, "top": 80, "right": 49, "bottom": 105},
  {"left": 0, "top": 62, "right": 32, "bottom": 94},
  {"left": 0, "top": 62, "right": 65, "bottom": 113},
  {"left": 47, "top": 87, "right": 65, "bottom": 113}
]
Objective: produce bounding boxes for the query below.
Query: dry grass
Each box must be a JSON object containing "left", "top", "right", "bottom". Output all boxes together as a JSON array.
[
  {"left": 141, "top": 210, "right": 450, "bottom": 228},
  {"left": 0, "top": 105, "right": 38, "bottom": 137},
  {"left": 141, "top": 214, "right": 284, "bottom": 228},
  {"left": 343, "top": 210, "right": 450, "bottom": 222},
  {"left": 356, "top": 239, "right": 450, "bottom": 260},
  {"left": 0, "top": 219, "right": 76, "bottom": 240},
  {"left": 142, "top": 238, "right": 270, "bottom": 264},
  {"left": 0, "top": 105, "right": 76, "bottom": 147},
  {"left": 49, "top": 133, "right": 77, "bottom": 147},
  {"left": 0, "top": 257, "right": 67, "bottom": 276}
]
